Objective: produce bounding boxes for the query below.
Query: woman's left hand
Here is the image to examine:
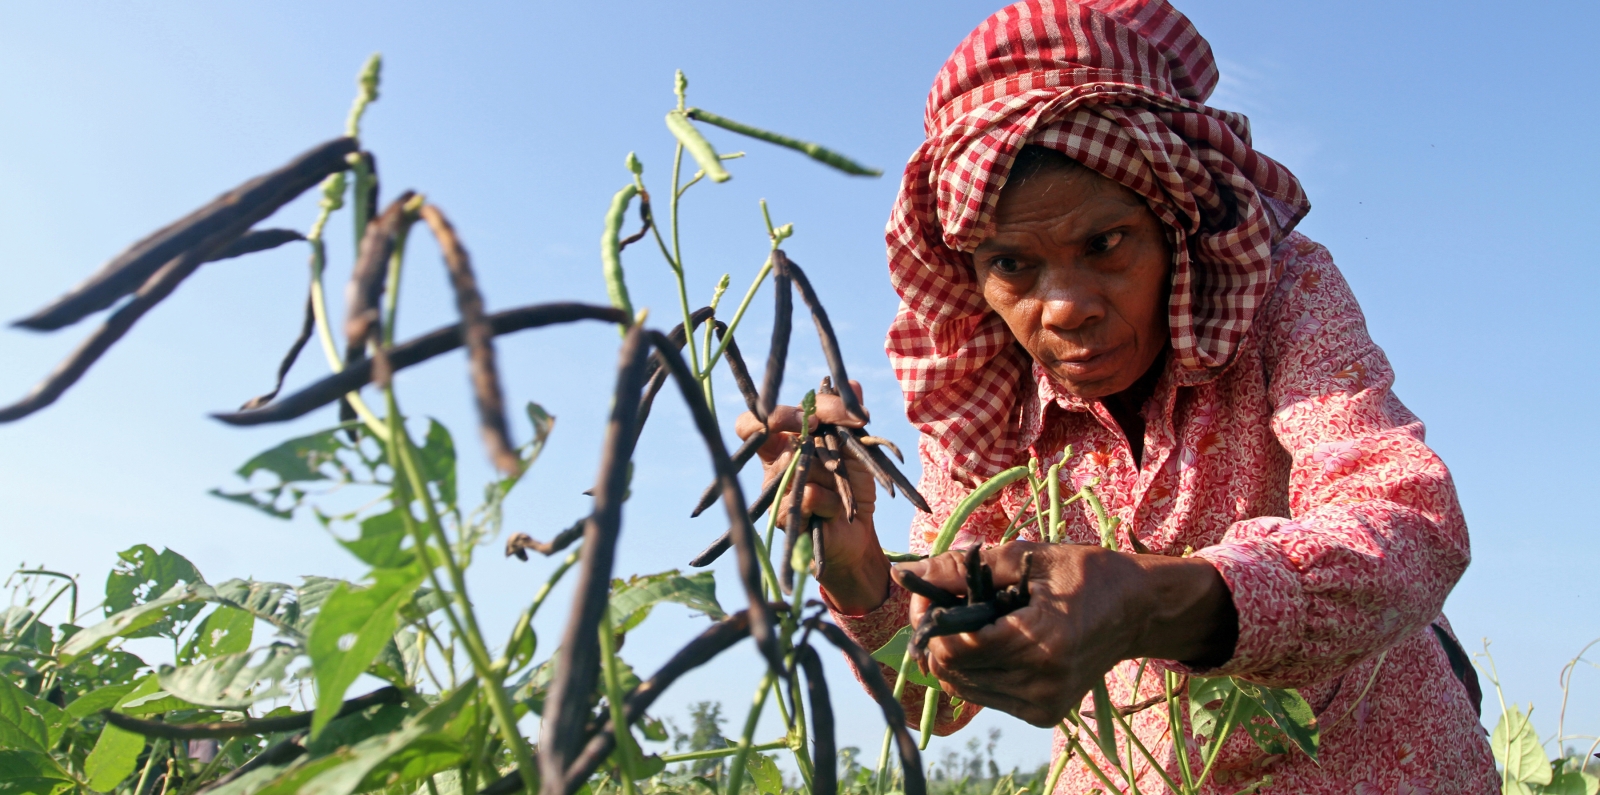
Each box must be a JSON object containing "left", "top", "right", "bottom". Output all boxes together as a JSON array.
[{"left": 895, "top": 541, "right": 1236, "bottom": 728}]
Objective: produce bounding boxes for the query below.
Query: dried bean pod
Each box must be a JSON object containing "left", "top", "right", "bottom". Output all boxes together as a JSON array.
[
  {"left": 537, "top": 325, "right": 651, "bottom": 795},
  {"left": 856, "top": 435, "right": 904, "bottom": 463},
  {"left": 687, "top": 466, "right": 785, "bottom": 568},
  {"left": 343, "top": 191, "right": 417, "bottom": 374},
  {"left": 891, "top": 568, "right": 961, "bottom": 609},
  {"left": 774, "top": 253, "right": 867, "bottom": 424},
  {"left": 912, "top": 603, "right": 1001, "bottom": 653},
  {"left": 853, "top": 428, "right": 932, "bottom": 513},
  {"left": 633, "top": 306, "right": 714, "bottom": 441},
  {"left": 811, "top": 621, "right": 926, "bottom": 795},
  {"left": 102, "top": 686, "right": 400, "bottom": 739},
  {"left": 207, "top": 228, "right": 305, "bottom": 262},
  {"left": 420, "top": 203, "right": 518, "bottom": 474},
  {"left": 239, "top": 293, "right": 316, "bottom": 410},
  {"left": 690, "top": 428, "right": 767, "bottom": 517},
  {"left": 757, "top": 265, "right": 792, "bottom": 420},
  {"left": 714, "top": 320, "right": 761, "bottom": 415},
  {"left": 212, "top": 303, "right": 628, "bottom": 425},
  {"left": 645, "top": 332, "right": 781, "bottom": 673},
  {"left": 15, "top": 137, "right": 356, "bottom": 331},
  {"left": 816, "top": 439, "right": 856, "bottom": 523},
  {"left": 780, "top": 438, "right": 815, "bottom": 594},
  {"left": 837, "top": 427, "right": 896, "bottom": 497},
  {"left": 796, "top": 644, "right": 838, "bottom": 795},
  {"left": 505, "top": 514, "right": 587, "bottom": 560}
]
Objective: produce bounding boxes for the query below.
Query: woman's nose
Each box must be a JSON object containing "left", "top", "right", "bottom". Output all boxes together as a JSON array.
[{"left": 1036, "top": 265, "right": 1103, "bottom": 333}]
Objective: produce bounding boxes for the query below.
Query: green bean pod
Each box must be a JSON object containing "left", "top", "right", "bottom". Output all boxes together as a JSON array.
[
  {"left": 686, "top": 108, "right": 882, "bottom": 177},
  {"left": 600, "top": 183, "right": 639, "bottom": 323},
  {"left": 929, "top": 465, "right": 1030, "bottom": 556},
  {"left": 664, "top": 110, "right": 731, "bottom": 183}
]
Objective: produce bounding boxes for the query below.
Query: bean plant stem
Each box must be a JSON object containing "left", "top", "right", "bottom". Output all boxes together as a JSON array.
[
  {"left": 704, "top": 254, "right": 775, "bottom": 374},
  {"left": 1165, "top": 672, "right": 1196, "bottom": 791},
  {"left": 725, "top": 671, "right": 776, "bottom": 795},
  {"left": 1193, "top": 690, "right": 1243, "bottom": 792},
  {"left": 305, "top": 179, "right": 388, "bottom": 441},
  {"left": 599, "top": 610, "right": 641, "bottom": 795},
  {"left": 662, "top": 740, "right": 788, "bottom": 764},
  {"left": 1060, "top": 722, "right": 1124, "bottom": 795},
  {"left": 1110, "top": 702, "right": 1181, "bottom": 794},
  {"left": 384, "top": 389, "right": 538, "bottom": 794}
]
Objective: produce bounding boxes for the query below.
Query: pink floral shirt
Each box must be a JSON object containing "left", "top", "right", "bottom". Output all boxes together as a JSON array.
[{"left": 828, "top": 234, "right": 1498, "bottom": 793}]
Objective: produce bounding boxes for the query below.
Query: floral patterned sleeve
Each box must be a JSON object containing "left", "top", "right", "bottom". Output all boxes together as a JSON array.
[{"left": 1192, "top": 244, "right": 1472, "bottom": 687}]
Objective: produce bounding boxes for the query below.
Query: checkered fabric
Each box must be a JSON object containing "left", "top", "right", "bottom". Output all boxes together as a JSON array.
[{"left": 887, "top": 0, "right": 1311, "bottom": 482}]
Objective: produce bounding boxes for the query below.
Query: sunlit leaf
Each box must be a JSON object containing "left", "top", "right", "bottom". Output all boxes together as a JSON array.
[
  {"left": 1491, "top": 704, "right": 1551, "bottom": 786},
  {"left": 0, "top": 749, "right": 73, "bottom": 794},
  {"left": 307, "top": 567, "right": 425, "bottom": 737},
  {"left": 414, "top": 420, "right": 457, "bottom": 508},
  {"left": 61, "top": 582, "right": 213, "bottom": 663},
  {"left": 745, "top": 752, "right": 782, "bottom": 795},
  {"left": 158, "top": 643, "right": 300, "bottom": 709},
  {"left": 83, "top": 722, "right": 144, "bottom": 792},
  {"left": 0, "top": 677, "right": 50, "bottom": 754},
  {"left": 607, "top": 569, "right": 725, "bottom": 634},
  {"left": 104, "top": 545, "right": 205, "bottom": 639},
  {"left": 179, "top": 605, "right": 255, "bottom": 664},
  {"left": 1235, "top": 682, "right": 1319, "bottom": 761},
  {"left": 210, "top": 579, "right": 304, "bottom": 639},
  {"left": 1545, "top": 768, "right": 1600, "bottom": 795},
  {"left": 339, "top": 510, "right": 416, "bottom": 570}
]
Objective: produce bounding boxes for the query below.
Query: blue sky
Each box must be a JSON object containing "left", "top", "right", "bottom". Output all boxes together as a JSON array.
[{"left": 1, "top": 0, "right": 1596, "bottom": 771}]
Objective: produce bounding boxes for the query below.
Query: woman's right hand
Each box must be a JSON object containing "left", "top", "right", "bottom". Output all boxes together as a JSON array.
[{"left": 734, "top": 381, "right": 891, "bottom": 615}]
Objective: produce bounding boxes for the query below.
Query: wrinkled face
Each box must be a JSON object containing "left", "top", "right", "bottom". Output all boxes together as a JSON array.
[{"left": 971, "top": 163, "right": 1172, "bottom": 400}]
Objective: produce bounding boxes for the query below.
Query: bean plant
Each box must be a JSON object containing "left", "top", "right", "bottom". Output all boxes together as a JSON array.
[{"left": 0, "top": 55, "right": 1593, "bottom": 795}]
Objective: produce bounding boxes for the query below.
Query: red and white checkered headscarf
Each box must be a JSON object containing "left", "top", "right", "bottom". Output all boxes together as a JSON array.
[{"left": 887, "top": 0, "right": 1310, "bottom": 482}]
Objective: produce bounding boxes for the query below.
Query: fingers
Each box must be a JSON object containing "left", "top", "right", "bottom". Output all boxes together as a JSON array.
[{"left": 895, "top": 549, "right": 970, "bottom": 596}]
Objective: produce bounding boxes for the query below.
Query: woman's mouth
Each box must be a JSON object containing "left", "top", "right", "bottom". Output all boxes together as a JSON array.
[{"left": 1050, "top": 344, "right": 1123, "bottom": 380}]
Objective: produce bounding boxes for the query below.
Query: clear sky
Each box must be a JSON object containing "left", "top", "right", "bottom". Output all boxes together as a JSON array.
[{"left": 1, "top": 0, "right": 1596, "bottom": 772}]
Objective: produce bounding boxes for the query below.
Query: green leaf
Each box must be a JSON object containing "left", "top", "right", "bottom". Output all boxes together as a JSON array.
[
  {"left": 1235, "top": 683, "right": 1319, "bottom": 761},
  {"left": 415, "top": 420, "right": 457, "bottom": 508},
  {"left": 307, "top": 567, "right": 425, "bottom": 737},
  {"left": 870, "top": 626, "right": 941, "bottom": 690},
  {"left": 104, "top": 545, "right": 205, "bottom": 639},
  {"left": 210, "top": 579, "right": 305, "bottom": 639},
  {"left": 1188, "top": 676, "right": 1233, "bottom": 743},
  {"left": 607, "top": 570, "right": 725, "bottom": 633},
  {"left": 235, "top": 426, "right": 356, "bottom": 485},
  {"left": 1546, "top": 768, "right": 1600, "bottom": 795},
  {"left": 640, "top": 715, "right": 668, "bottom": 742},
  {"left": 1088, "top": 681, "right": 1120, "bottom": 767},
  {"left": 664, "top": 110, "right": 731, "bottom": 183},
  {"left": 84, "top": 722, "right": 144, "bottom": 791},
  {"left": 1491, "top": 704, "right": 1552, "bottom": 786},
  {"left": 304, "top": 700, "right": 408, "bottom": 755},
  {"left": 745, "top": 752, "right": 782, "bottom": 795},
  {"left": 158, "top": 643, "right": 300, "bottom": 708},
  {"left": 179, "top": 605, "right": 255, "bottom": 664},
  {"left": 0, "top": 750, "right": 72, "bottom": 795},
  {"left": 0, "top": 676, "right": 50, "bottom": 753},
  {"left": 339, "top": 510, "right": 416, "bottom": 570},
  {"left": 62, "top": 682, "right": 139, "bottom": 722},
  {"left": 60, "top": 582, "right": 212, "bottom": 663}
]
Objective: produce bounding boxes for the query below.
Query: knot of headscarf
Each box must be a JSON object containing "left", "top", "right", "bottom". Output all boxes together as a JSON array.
[{"left": 886, "top": 0, "right": 1311, "bottom": 483}]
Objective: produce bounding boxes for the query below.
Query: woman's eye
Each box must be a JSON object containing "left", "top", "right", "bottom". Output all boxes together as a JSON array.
[
  {"left": 989, "top": 256, "right": 1024, "bottom": 275},
  {"left": 1087, "top": 231, "right": 1124, "bottom": 254}
]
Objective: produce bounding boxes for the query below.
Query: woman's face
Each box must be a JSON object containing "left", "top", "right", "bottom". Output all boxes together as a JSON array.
[{"left": 972, "top": 163, "right": 1172, "bottom": 400}]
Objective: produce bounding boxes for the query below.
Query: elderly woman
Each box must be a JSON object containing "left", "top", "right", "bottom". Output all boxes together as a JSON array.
[{"left": 739, "top": 0, "right": 1498, "bottom": 792}]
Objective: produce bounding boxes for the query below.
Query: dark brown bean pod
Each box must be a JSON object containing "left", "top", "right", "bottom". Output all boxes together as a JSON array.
[
  {"left": 856, "top": 435, "right": 905, "bottom": 464},
  {"left": 504, "top": 514, "right": 587, "bottom": 561},
  {"left": 689, "top": 428, "right": 767, "bottom": 518},
  {"left": 212, "top": 303, "right": 628, "bottom": 426},
  {"left": 687, "top": 465, "right": 785, "bottom": 567},
  {"left": 343, "top": 191, "right": 417, "bottom": 373},
  {"left": 796, "top": 644, "right": 838, "bottom": 795},
  {"left": 890, "top": 568, "right": 961, "bottom": 609},
  {"left": 773, "top": 252, "right": 867, "bottom": 424},
  {"left": 239, "top": 293, "right": 316, "bottom": 410},
  {"left": 963, "top": 546, "right": 986, "bottom": 605},
  {"left": 15, "top": 137, "right": 357, "bottom": 331},
  {"left": 1, "top": 247, "right": 213, "bottom": 423},
  {"left": 912, "top": 603, "right": 1001, "bottom": 653},
  {"left": 809, "top": 513, "right": 826, "bottom": 581},
  {"left": 644, "top": 331, "right": 781, "bottom": 673},
  {"left": 206, "top": 228, "right": 306, "bottom": 263},
  {"left": 713, "top": 321, "right": 762, "bottom": 415},
  {"left": 836, "top": 427, "right": 896, "bottom": 497},
  {"left": 854, "top": 429, "right": 932, "bottom": 513},
  {"left": 420, "top": 203, "right": 518, "bottom": 475},
  {"left": 643, "top": 331, "right": 780, "bottom": 671},
  {"left": 615, "top": 193, "right": 653, "bottom": 253},
  {"left": 197, "top": 735, "right": 307, "bottom": 794},
  {"left": 553, "top": 611, "right": 757, "bottom": 795},
  {"left": 537, "top": 325, "right": 651, "bottom": 795},
  {"left": 816, "top": 439, "right": 855, "bottom": 524},
  {"left": 757, "top": 264, "right": 791, "bottom": 421},
  {"left": 811, "top": 620, "right": 926, "bottom": 795},
  {"left": 102, "top": 686, "right": 401, "bottom": 739},
  {"left": 632, "top": 306, "right": 714, "bottom": 441},
  {"left": 780, "top": 438, "right": 815, "bottom": 594}
]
